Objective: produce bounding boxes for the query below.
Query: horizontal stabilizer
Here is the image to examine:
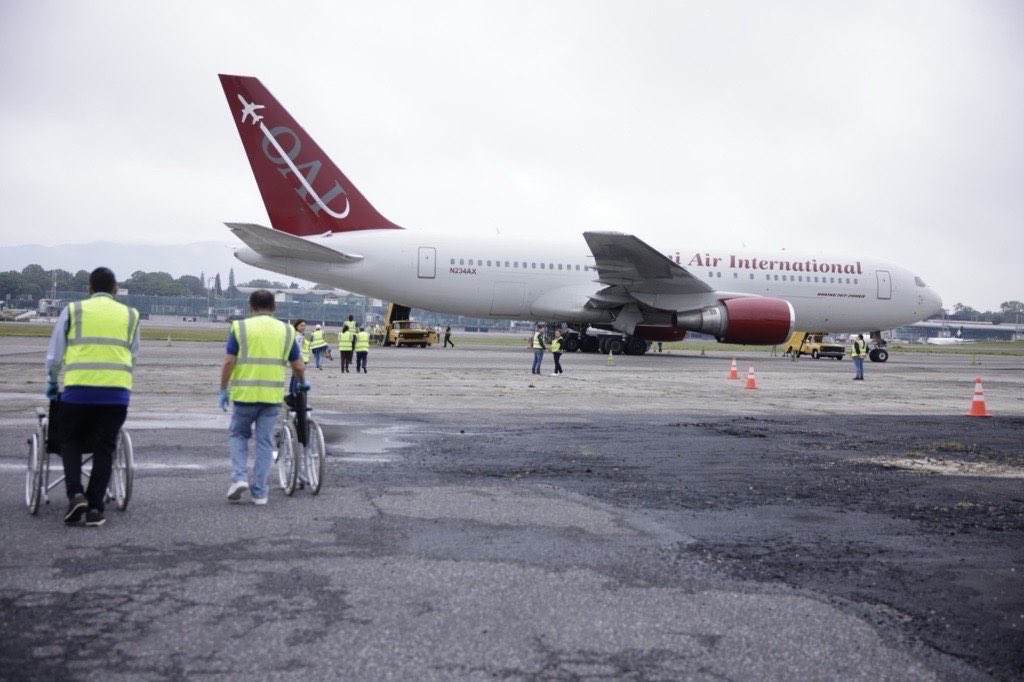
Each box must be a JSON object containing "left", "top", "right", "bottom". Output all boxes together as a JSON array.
[{"left": 226, "top": 223, "right": 363, "bottom": 263}]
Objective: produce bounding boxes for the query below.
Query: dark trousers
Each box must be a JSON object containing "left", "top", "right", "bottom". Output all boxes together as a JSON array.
[
  {"left": 58, "top": 403, "right": 127, "bottom": 512},
  {"left": 356, "top": 351, "right": 368, "bottom": 372},
  {"left": 553, "top": 352, "right": 563, "bottom": 374},
  {"left": 341, "top": 350, "right": 353, "bottom": 372},
  {"left": 444, "top": 335, "right": 454, "bottom": 348}
]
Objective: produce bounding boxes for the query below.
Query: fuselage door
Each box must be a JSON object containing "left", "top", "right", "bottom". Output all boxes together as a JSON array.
[
  {"left": 418, "top": 247, "right": 436, "bottom": 279},
  {"left": 876, "top": 270, "right": 892, "bottom": 300}
]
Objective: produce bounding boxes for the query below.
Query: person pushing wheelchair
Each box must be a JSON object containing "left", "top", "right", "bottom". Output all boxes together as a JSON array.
[
  {"left": 44, "top": 267, "right": 140, "bottom": 527},
  {"left": 219, "top": 290, "right": 309, "bottom": 505}
]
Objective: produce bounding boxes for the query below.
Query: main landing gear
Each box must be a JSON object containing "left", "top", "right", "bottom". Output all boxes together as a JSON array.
[{"left": 559, "top": 328, "right": 650, "bottom": 356}]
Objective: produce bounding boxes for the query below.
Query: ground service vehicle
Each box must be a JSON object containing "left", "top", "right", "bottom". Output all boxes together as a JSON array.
[
  {"left": 25, "top": 399, "right": 134, "bottom": 515},
  {"left": 379, "top": 303, "right": 437, "bottom": 348},
  {"left": 786, "top": 332, "right": 845, "bottom": 359}
]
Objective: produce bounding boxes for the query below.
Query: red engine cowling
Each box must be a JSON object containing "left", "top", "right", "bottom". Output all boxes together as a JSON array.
[{"left": 672, "top": 297, "right": 794, "bottom": 345}]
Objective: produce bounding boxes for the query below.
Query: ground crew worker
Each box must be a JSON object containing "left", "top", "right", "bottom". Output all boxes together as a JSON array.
[
  {"left": 443, "top": 325, "right": 454, "bottom": 348},
  {"left": 219, "top": 290, "right": 307, "bottom": 505},
  {"left": 289, "top": 319, "right": 310, "bottom": 395},
  {"left": 44, "top": 267, "right": 140, "bottom": 527},
  {"left": 851, "top": 334, "right": 868, "bottom": 380},
  {"left": 530, "top": 323, "right": 546, "bottom": 375},
  {"left": 310, "top": 324, "right": 328, "bottom": 369},
  {"left": 338, "top": 325, "right": 354, "bottom": 373},
  {"left": 550, "top": 329, "right": 564, "bottom": 376},
  {"left": 343, "top": 314, "right": 357, "bottom": 335},
  {"left": 354, "top": 325, "right": 370, "bottom": 373}
]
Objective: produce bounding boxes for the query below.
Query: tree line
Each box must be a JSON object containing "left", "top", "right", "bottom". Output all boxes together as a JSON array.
[
  {"left": 941, "top": 301, "right": 1024, "bottom": 325},
  {"left": 0, "top": 264, "right": 300, "bottom": 302}
]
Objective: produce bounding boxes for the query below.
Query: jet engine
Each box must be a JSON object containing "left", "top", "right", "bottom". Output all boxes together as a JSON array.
[{"left": 672, "top": 297, "right": 794, "bottom": 345}]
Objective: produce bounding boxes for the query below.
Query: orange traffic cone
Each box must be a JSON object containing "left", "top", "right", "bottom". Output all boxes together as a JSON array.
[
  {"left": 965, "top": 377, "right": 992, "bottom": 417},
  {"left": 744, "top": 365, "right": 758, "bottom": 390},
  {"left": 728, "top": 358, "right": 738, "bottom": 380}
]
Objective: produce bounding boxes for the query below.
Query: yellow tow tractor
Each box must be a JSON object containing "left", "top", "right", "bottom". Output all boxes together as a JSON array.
[
  {"left": 784, "top": 331, "right": 845, "bottom": 360},
  {"left": 376, "top": 303, "right": 438, "bottom": 348}
]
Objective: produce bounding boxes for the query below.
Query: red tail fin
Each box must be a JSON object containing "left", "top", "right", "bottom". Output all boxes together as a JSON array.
[{"left": 219, "top": 74, "right": 400, "bottom": 235}]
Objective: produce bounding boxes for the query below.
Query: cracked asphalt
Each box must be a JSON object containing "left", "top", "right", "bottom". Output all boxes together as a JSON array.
[{"left": 0, "top": 338, "right": 1022, "bottom": 679}]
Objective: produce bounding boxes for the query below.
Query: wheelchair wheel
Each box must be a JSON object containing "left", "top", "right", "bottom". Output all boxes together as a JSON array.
[
  {"left": 25, "top": 426, "right": 44, "bottom": 515},
  {"left": 305, "top": 418, "right": 325, "bottom": 495},
  {"left": 112, "top": 429, "right": 134, "bottom": 511},
  {"left": 275, "top": 421, "right": 298, "bottom": 496}
]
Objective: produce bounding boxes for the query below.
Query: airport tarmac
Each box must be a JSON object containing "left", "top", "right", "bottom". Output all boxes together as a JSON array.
[{"left": 0, "top": 337, "right": 1021, "bottom": 679}]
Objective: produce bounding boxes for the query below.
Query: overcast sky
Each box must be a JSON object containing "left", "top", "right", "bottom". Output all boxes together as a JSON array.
[{"left": 1, "top": 1, "right": 1020, "bottom": 309}]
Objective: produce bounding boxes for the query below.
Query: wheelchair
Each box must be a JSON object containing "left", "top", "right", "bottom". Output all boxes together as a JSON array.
[
  {"left": 25, "top": 399, "right": 134, "bottom": 515},
  {"left": 274, "top": 388, "right": 325, "bottom": 496}
]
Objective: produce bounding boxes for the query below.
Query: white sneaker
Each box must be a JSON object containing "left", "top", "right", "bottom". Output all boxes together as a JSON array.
[
  {"left": 253, "top": 496, "right": 268, "bottom": 506},
  {"left": 549, "top": 373, "right": 559, "bottom": 376},
  {"left": 227, "top": 481, "right": 249, "bottom": 501}
]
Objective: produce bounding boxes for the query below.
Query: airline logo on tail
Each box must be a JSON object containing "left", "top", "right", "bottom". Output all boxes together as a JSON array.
[{"left": 235, "top": 94, "right": 350, "bottom": 219}]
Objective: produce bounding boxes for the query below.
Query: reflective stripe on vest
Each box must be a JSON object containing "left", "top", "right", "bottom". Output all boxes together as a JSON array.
[
  {"left": 229, "top": 315, "right": 294, "bottom": 403},
  {"left": 532, "top": 332, "right": 543, "bottom": 349},
  {"left": 310, "top": 329, "right": 328, "bottom": 349},
  {"left": 339, "top": 331, "right": 354, "bottom": 351},
  {"left": 64, "top": 294, "right": 138, "bottom": 390},
  {"left": 354, "top": 331, "right": 370, "bottom": 352}
]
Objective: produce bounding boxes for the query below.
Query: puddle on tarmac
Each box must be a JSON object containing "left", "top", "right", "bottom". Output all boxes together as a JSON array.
[{"left": 320, "top": 423, "right": 409, "bottom": 455}]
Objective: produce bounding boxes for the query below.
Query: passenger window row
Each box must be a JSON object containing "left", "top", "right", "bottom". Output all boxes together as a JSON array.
[
  {"left": 709, "top": 271, "right": 859, "bottom": 285},
  {"left": 449, "top": 258, "right": 590, "bottom": 272}
]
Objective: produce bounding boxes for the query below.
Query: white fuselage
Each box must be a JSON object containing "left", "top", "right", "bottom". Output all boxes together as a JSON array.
[{"left": 235, "top": 230, "right": 942, "bottom": 333}]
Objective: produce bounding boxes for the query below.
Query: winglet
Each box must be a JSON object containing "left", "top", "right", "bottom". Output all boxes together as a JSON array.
[{"left": 218, "top": 74, "right": 401, "bottom": 236}]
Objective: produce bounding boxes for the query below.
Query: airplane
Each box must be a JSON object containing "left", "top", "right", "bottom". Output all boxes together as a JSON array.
[
  {"left": 926, "top": 326, "right": 973, "bottom": 346},
  {"left": 236, "top": 95, "right": 264, "bottom": 125},
  {"left": 218, "top": 74, "right": 943, "bottom": 359}
]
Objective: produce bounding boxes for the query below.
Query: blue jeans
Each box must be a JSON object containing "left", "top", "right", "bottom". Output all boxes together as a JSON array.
[
  {"left": 532, "top": 349, "right": 543, "bottom": 374},
  {"left": 853, "top": 357, "right": 864, "bottom": 379},
  {"left": 312, "top": 347, "right": 325, "bottom": 369},
  {"left": 229, "top": 402, "right": 280, "bottom": 499}
]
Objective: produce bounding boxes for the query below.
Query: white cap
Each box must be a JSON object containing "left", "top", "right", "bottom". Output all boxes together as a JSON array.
[{"left": 315, "top": 324, "right": 322, "bottom": 330}]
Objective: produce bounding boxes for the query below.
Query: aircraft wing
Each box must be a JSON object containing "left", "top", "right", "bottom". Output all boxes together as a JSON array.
[
  {"left": 226, "top": 222, "right": 363, "bottom": 263},
  {"left": 583, "top": 231, "right": 712, "bottom": 293}
]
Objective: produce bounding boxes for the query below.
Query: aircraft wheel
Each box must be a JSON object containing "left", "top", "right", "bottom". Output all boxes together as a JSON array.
[
  {"left": 562, "top": 335, "right": 580, "bottom": 353},
  {"left": 625, "top": 337, "right": 648, "bottom": 355},
  {"left": 580, "top": 335, "right": 600, "bottom": 353},
  {"left": 869, "top": 348, "right": 889, "bottom": 363}
]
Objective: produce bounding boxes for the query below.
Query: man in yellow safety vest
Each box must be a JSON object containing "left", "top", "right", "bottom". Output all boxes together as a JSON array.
[
  {"left": 851, "top": 334, "right": 868, "bottom": 380},
  {"left": 343, "top": 314, "right": 357, "bottom": 335},
  {"left": 45, "top": 267, "right": 141, "bottom": 526},
  {"left": 338, "top": 326, "right": 354, "bottom": 373},
  {"left": 219, "top": 290, "right": 307, "bottom": 505},
  {"left": 354, "top": 326, "right": 370, "bottom": 373},
  {"left": 530, "top": 323, "right": 547, "bottom": 375},
  {"left": 549, "top": 329, "right": 564, "bottom": 376},
  {"left": 309, "top": 324, "right": 329, "bottom": 370}
]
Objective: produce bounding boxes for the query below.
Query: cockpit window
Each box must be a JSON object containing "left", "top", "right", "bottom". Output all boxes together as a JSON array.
[{"left": 914, "top": 276, "right": 926, "bottom": 287}]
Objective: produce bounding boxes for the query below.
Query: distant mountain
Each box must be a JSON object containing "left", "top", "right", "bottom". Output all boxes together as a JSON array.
[{"left": 0, "top": 241, "right": 311, "bottom": 286}]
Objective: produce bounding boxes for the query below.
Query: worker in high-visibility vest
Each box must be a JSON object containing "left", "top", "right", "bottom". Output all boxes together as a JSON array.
[
  {"left": 220, "top": 290, "right": 307, "bottom": 505},
  {"left": 338, "top": 326, "right": 355, "bottom": 373},
  {"left": 309, "top": 324, "right": 328, "bottom": 370},
  {"left": 288, "top": 319, "right": 310, "bottom": 395},
  {"left": 45, "top": 267, "right": 140, "bottom": 527},
  {"left": 851, "top": 333, "right": 868, "bottom": 381},
  {"left": 530, "top": 323, "right": 547, "bottom": 375},
  {"left": 354, "top": 326, "right": 371, "bottom": 373},
  {"left": 549, "top": 329, "right": 564, "bottom": 376},
  {"left": 343, "top": 314, "right": 358, "bottom": 335}
]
